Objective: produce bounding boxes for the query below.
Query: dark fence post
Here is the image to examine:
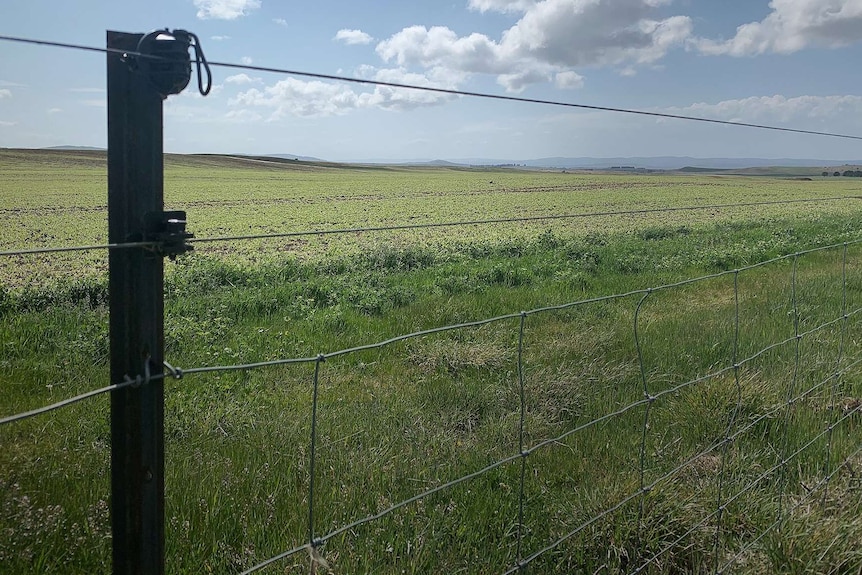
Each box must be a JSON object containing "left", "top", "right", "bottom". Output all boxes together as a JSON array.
[{"left": 107, "top": 30, "right": 166, "bottom": 575}]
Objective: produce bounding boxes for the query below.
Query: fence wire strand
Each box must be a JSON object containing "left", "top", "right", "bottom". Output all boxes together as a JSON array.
[
  {"left": 1, "top": 197, "right": 855, "bottom": 259},
  {"left": 3, "top": 33, "right": 862, "bottom": 141},
  {"left": 712, "top": 270, "right": 742, "bottom": 573},
  {"left": 823, "top": 243, "right": 849, "bottom": 504}
]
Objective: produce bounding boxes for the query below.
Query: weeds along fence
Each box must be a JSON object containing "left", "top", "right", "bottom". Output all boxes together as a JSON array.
[{"left": 2, "top": 29, "right": 862, "bottom": 575}]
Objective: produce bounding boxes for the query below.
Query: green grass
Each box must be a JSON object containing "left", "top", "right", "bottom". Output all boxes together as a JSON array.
[{"left": 2, "top": 150, "right": 862, "bottom": 574}]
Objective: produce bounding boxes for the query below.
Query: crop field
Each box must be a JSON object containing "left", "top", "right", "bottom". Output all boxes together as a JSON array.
[
  {"left": 2, "top": 148, "right": 861, "bottom": 289},
  {"left": 2, "top": 148, "right": 862, "bottom": 573}
]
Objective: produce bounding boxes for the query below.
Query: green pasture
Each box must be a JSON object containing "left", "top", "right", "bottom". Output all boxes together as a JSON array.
[
  {"left": 1, "top": 149, "right": 862, "bottom": 574},
  {"left": 1, "top": 148, "right": 860, "bottom": 289}
]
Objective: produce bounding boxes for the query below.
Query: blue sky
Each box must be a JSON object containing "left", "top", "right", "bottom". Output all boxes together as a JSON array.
[{"left": 2, "top": 0, "right": 862, "bottom": 161}]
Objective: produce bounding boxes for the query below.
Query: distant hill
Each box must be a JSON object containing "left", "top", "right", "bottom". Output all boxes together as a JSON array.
[
  {"left": 501, "top": 157, "right": 862, "bottom": 170},
  {"left": 340, "top": 156, "right": 862, "bottom": 170},
  {"left": 43, "top": 145, "right": 106, "bottom": 151},
  {"left": 16, "top": 148, "right": 862, "bottom": 172},
  {"left": 265, "top": 153, "right": 326, "bottom": 162}
]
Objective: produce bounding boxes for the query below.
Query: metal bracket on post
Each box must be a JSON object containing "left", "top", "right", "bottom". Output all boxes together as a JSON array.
[{"left": 143, "top": 211, "right": 194, "bottom": 260}]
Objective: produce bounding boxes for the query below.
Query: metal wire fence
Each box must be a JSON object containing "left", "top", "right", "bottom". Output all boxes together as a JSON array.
[{"left": 3, "top": 238, "right": 860, "bottom": 573}]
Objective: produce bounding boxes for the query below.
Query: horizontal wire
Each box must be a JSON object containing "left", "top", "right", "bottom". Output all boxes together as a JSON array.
[
  {"left": 208, "top": 60, "right": 862, "bottom": 141},
  {"left": 2, "top": 197, "right": 854, "bottom": 259},
  {"left": 0, "top": 241, "right": 155, "bottom": 257},
  {"left": 0, "top": 374, "right": 161, "bottom": 426},
  {"left": 186, "top": 197, "right": 861, "bottom": 246},
  {"left": 2, "top": 34, "right": 862, "bottom": 141}
]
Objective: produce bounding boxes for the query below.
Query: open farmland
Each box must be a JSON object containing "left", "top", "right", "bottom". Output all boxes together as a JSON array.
[
  {"left": 2, "top": 149, "right": 862, "bottom": 574},
  {"left": 1, "top": 148, "right": 861, "bottom": 289}
]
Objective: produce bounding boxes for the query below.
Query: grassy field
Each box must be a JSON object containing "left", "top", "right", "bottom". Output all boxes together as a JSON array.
[{"left": 2, "top": 149, "right": 862, "bottom": 574}]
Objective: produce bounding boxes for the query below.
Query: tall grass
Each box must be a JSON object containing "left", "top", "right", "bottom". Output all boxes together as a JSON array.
[{"left": 2, "top": 213, "right": 862, "bottom": 574}]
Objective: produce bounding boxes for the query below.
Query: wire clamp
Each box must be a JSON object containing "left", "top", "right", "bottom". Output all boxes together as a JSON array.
[{"left": 143, "top": 211, "right": 194, "bottom": 260}]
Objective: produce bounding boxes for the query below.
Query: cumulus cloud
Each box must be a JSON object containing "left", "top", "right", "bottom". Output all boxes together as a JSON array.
[
  {"left": 194, "top": 0, "right": 260, "bottom": 20},
  {"left": 334, "top": 29, "right": 374, "bottom": 45},
  {"left": 232, "top": 78, "right": 362, "bottom": 118},
  {"left": 662, "top": 94, "right": 862, "bottom": 124},
  {"left": 230, "top": 0, "right": 697, "bottom": 118},
  {"left": 273, "top": 18, "right": 288, "bottom": 27},
  {"left": 0, "top": 89, "right": 11, "bottom": 99},
  {"left": 555, "top": 70, "right": 585, "bottom": 89},
  {"left": 225, "top": 73, "right": 262, "bottom": 85},
  {"left": 240, "top": 56, "right": 254, "bottom": 65},
  {"left": 368, "top": 67, "right": 460, "bottom": 109},
  {"left": 468, "top": 0, "right": 538, "bottom": 13},
  {"left": 229, "top": 66, "right": 459, "bottom": 119},
  {"left": 695, "top": 0, "right": 862, "bottom": 56},
  {"left": 375, "top": 0, "right": 691, "bottom": 91}
]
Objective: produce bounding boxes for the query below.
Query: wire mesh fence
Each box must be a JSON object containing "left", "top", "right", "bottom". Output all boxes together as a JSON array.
[{"left": 3, "top": 239, "right": 861, "bottom": 573}]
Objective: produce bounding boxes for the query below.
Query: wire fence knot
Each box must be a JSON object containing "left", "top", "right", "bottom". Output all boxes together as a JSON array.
[{"left": 163, "top": 360, "right": 184, "bottom": 379}]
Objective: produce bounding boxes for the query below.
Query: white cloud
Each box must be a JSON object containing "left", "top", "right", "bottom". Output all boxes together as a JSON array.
[
  {"left": 241, "top": 56, "right": 254, "bottom": 65},
  {"left": 334, "top": 29, "right": 374, "bottom": 45},
  {"left": 225, "top": 73, "right": 262, "bottom": 85},
  {"left": 497, "top": 68, "right": 553, "bottom": 92},
  {"left": 273, "top": 18, "right": 288, "bottom": 27},
  {"left": 555, "top": 70, "right": 585, "bottom": 89},
  {"left": 375, "top": 1, "right": 691, "bottom": 91},
  {"left": 468, "top": 0, "right": 538, "bottom": 13},
  {"left": 211, "top": 35, "right": 231, "bottom": 41},
  {"left": 0, "top": 120, "right": 16, "bottom": 126},
  {"left": 194, "top": 0, "right": 260, "bottom": 20},
  {"left": 366, "top": 67, "right": 460, "bottom": 109},
  {"left": 662, "top": 94, "right": 862, "bottom": 124},
  {"left": 695, "top": 0, "right": 862, "bottom": 56},
  {"left": 0, "top": 89, "right": 11, "bottom": 99},
  {"left": 229, "top": 67, "right": 459, "bottom": 119},
  {"left": 232, "top": 78, "right": 362, "bottom": 118},
  {"left": 47, "top": 108, "right": 62, "bottom": 114}
]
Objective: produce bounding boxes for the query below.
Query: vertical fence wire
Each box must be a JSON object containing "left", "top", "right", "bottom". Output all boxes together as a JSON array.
[
  {"left": 712, "top": 270, "right": 743, "bottom": 574},
  {"left": 823, "top": 243, "right": 849, "bottom": 504},
  {"left": 308, "top": 355, "right": 325, "bottom": 572},
  {"left": 633, "top": 289, "right": 654, "bottom": 560},
  {"left": 515, "top": 312, "right": 528, "bottom": 571},
  {"left": 777, "top": 254, "right": 802, "bottom": 526}
]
